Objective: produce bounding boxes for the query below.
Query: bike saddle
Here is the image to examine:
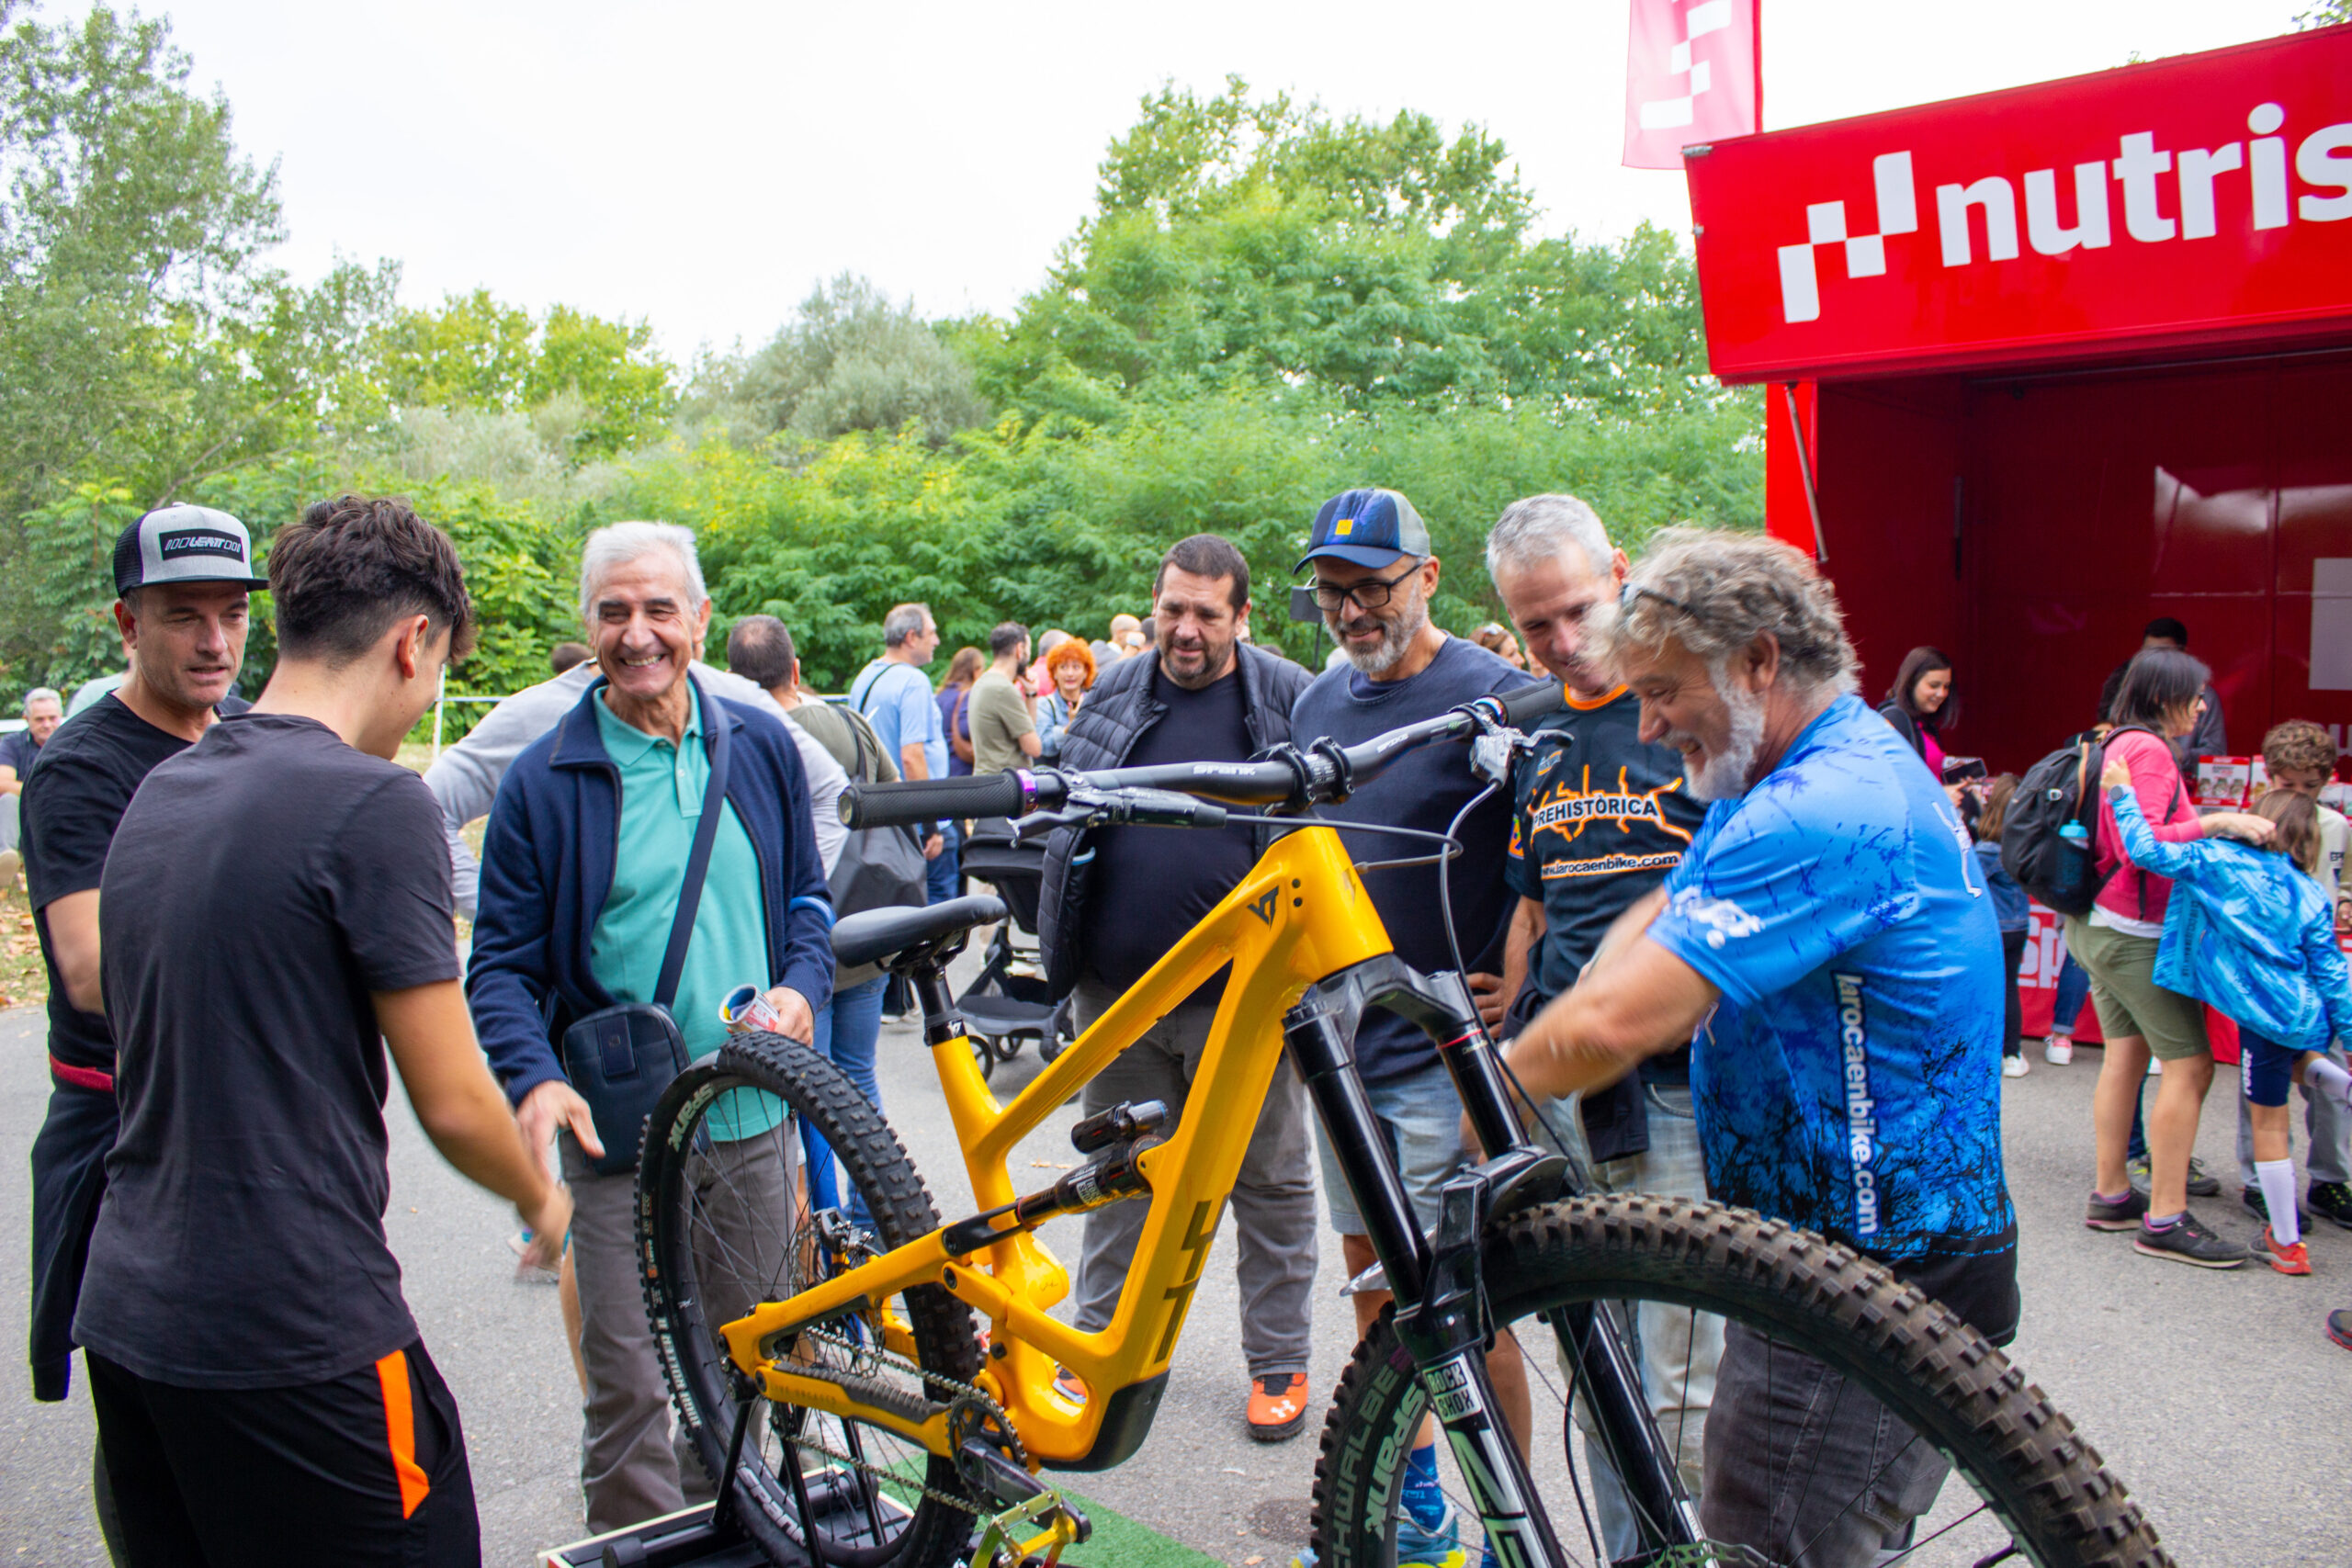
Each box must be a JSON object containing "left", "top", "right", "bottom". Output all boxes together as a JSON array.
[{"left": 831, "top": 894, "right": 1007, "bottom": 971}]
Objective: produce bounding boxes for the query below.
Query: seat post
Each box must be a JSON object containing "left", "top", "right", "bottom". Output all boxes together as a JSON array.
[{"left": 911, "top": 964, "right": 961, "bottom": 1045}]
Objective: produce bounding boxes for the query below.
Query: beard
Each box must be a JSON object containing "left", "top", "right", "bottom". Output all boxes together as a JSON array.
[
  {"left": 1668, "top": 666, "right": 1768, "bottom": 801},
  {"left": 1327, "top": 593, "right": 1429, "bottom": 679}
]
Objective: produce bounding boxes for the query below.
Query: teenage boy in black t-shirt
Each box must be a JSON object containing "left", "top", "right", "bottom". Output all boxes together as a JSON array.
[
  {"left": 1486, "top": 492, "right": 1718, "bottom": 1557},
  {"left": 20, "top": 504, "right": 266, "bottom": 1551},
  {"left": 77, "top": 496, "right": 570, "bottom": 1566}
]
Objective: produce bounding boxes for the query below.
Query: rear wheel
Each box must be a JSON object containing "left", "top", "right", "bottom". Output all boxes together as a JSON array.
[
  {"left": 1311, "top": 1194, "right": 2171, "bottom": 1568},
  {"left": 639, "top": 1032, "right": 980, "bottom": 1568}
]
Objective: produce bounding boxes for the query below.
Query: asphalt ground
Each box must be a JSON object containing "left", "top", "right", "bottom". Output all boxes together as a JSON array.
[{"left": 6, "top": 986, "right": 2347, "bottom": 1566}]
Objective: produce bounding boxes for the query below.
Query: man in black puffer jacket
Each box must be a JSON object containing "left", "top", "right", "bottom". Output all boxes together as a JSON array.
[{"left": 1036, "top": 533, "right": 1320, "bottom": 1442}]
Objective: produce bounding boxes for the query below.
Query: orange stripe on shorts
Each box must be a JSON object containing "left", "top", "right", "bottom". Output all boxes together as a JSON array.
[{"left": 375, "top": 1348, "right": 431, "bottom": 1519}]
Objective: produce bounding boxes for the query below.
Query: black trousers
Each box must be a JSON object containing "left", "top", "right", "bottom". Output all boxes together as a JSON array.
[
  {"left": 2000, "top": 928, "right": 2028, "bottom": 1057},
  {"left": 28, "top": 1080, "right": 117, "bottom": 1402},
  {"left": 87, "top": 1338, "right": 480, "bottom": 1567}
]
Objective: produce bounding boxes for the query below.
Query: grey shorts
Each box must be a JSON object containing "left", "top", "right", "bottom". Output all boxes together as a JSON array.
[{"left": 1314, "top": 1055, "right": 1471, "bottom": 1236}]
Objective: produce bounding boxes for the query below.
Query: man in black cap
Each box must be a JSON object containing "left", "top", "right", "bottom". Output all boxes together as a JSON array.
[{"left": 21, "top": 502, "right": 261, "bottom": 1547}]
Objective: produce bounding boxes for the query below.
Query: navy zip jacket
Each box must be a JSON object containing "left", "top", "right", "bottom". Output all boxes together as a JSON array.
[{"left": 468, "top": 676, "right": 835, "bottom": 1108}]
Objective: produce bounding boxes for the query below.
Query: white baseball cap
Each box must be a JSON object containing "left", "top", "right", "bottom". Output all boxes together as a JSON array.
[{"left": 112, "top": 504, "right": 269, "bottom": 596}]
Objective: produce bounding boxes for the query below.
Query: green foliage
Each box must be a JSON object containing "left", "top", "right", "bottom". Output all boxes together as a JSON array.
[
  {"left": 376, "top": 288, "right": 535, "bottom": 412},
  {"left": 634, "top": 82, "right": 1762, "bottom": 690},
  {"left": 0, "top": 34, "right": 1761, "bottom": 718},
  {"left": 630, "top": 383, "right": 1759, "bottom": 691},
  {"left": 687, "top": 274, "right": 992, "bottom": 448},
  {"left": 2297, "top": 0, "right": 2352, "bottom": 26},
  {"left": 378, "top": 290, "right": 676, "bottom": 460}
]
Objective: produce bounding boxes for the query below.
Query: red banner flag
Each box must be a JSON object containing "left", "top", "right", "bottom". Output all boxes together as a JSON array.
[{"left": 1623, "top": 0, "right": 1761, "bottom": 169}]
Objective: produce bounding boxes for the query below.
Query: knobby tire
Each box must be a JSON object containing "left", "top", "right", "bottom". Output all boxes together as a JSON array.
[
  {"left": 638, "top": 1032, "right": 980, "bottom": 1568},
  {"left": 1310, "top": 1193, "right": 2171, "bottom": 1568}
]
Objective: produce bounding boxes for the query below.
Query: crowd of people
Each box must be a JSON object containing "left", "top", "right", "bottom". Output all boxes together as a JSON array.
[
  {"left": 1860, "top": 620, "right": 2352, "bottom": 1282},
  {"left": 6, "top": 472, "right": 2333, "bottom": 1568}
]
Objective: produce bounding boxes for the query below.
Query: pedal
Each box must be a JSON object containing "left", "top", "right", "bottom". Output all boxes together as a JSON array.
[
  {"left": 1069, "top": 1099, "right": 1168, "bottom": 1155},
  {"left": 957, "top": 1437, "right": 1044, "bottom": 1508},
  {"left": 969, "top": 1487, "right": 1092, "bottom": 1568}
]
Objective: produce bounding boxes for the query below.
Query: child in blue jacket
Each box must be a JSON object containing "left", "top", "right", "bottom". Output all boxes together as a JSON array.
[{"left": 2107, "top": 761, "right": 2352, "bottom": 1273}]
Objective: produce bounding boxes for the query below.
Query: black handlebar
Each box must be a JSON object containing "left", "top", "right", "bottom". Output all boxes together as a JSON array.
[
  {"left": 838, "top": 771, "right": 1025, "bottom": 830},
  {"left": 837, "top": 678, "right": 1565, "bottom": 829}
]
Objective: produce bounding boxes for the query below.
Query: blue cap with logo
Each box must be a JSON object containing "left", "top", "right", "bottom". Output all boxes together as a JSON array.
[
  {"left": 1294, "top": 487, "right": 1432, "bottom": 573},
  {"left": 113, "top": 503, "right": 269, "bottom": 596}
]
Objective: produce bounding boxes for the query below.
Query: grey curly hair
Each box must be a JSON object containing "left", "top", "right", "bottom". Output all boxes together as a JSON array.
[{"left": 1598, "top": 526, "right": 1858, "bottom": 698}]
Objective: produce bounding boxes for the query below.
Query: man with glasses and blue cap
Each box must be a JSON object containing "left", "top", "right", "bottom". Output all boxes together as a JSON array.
[{"left": 1287, "top": 486, "right": 1528, "bottom": 1568}]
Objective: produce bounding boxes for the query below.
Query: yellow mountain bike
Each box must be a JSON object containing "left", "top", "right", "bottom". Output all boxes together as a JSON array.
[{"left": 634, "top": 683, "right": 2170, "bottom": 1568}]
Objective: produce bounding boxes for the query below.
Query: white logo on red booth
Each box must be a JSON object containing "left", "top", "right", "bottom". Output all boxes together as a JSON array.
[{"left": 1775, "top": 105, "right": 2352, "bottom": 325}]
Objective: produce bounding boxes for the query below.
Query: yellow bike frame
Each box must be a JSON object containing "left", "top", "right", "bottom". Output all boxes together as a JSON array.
[{"left": 719, "top": 823, "right": 1392, "bottom": 1469}]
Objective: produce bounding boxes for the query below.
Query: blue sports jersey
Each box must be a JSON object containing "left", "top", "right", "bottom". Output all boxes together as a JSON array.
[{"left": 1647, "top": 694, "right": 2017, "bottom": 1334}]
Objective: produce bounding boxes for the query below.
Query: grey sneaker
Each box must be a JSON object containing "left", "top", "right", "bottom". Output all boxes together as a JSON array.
[
  {"left": 2133, "top": 1212, "right": 2246, "bottom": 1269},
  {"left": 2086, "top": 1187, "right": 2150, "bottom": 1231},
  {"left": 2124, "top": 1154, "right": 2220, "bottom": 1197}
]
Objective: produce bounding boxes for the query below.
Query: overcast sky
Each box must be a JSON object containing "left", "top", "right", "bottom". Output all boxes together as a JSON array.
[{"left": 141, "top": 0, "right": 2308, "bottom": 360}]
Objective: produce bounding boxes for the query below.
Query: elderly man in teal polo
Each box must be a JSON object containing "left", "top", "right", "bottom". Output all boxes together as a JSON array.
[{"left": 467, "top": 520, "right": 833, "bottom": 1533}]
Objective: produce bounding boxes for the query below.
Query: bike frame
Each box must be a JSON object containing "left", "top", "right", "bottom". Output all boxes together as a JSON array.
[{"left": 718, "top": 818, "right": 1684, "bottom": 1562}]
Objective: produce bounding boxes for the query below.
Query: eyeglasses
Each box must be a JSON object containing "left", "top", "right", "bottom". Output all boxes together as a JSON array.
[
  {"left": 1308, "top": 561, "right": 1422, "bottom": 614},
  {"left": 1618, "top": 581, "right": 1696, "bottom": 618}
]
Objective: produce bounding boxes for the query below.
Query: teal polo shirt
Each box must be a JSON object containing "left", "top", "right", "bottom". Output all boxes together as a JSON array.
[{"left": 589, "top": 684, "right": 777, "bottom": 1138}]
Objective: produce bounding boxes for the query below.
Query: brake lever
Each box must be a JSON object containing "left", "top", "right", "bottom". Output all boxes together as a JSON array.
[
  {"left": 1461, "top": 703, "right": 1537, "bottom": 789},
  {"left": 1012, "top": 806, "right": 1095, "bottom": 843},
  {"left": 1013, "top": 787, "right": 1228, "bottom": 840}
]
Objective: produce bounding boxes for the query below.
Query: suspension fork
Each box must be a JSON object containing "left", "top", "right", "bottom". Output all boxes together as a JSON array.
[{"left": 1283, "top": 957, "right": 1702, "bottom": 1566}]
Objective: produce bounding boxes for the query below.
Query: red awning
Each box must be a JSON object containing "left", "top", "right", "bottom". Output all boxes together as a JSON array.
[{"left": 1684, "top": 26, "right": 2352, "bottom": 383}]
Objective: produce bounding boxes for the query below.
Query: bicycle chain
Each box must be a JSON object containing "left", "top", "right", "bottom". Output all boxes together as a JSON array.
[{"left": 763, "top": 1323, "right": 1022, "bottom": 1518}]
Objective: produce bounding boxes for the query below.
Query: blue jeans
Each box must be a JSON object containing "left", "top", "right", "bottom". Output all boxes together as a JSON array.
[
  {"left": 925, "top": 819, "right": 962, "bottom": 906},
  {"left": 1566, "top": 1084, "right": 1722, "bottom": 1561},
  {"left": 2052, "top": 953, "right": 2090, "bottom": 1036},
  {"left": 807, "top": 974, "right": 889, "bottom": 1225}
]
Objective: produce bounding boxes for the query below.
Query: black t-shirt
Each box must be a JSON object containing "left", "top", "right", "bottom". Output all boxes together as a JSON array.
[
  {"left": 1289, "top": 637, "right": 1523, "bottom": 1086},
  {"left": 20, "top": 695, "right": 200, "bottom": 1074},
  {"left": 75, "top": 714, "right": 460, "bottom": 1389},
  {"left": 1506, "top": 690, "right": 1707, "bottom": 1084},
  {"left": 1085, "top": 664, "right": 1262, "bottom": 998}
]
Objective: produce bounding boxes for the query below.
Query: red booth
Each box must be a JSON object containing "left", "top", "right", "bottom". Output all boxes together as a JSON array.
[{"left": 1681, "top": 26, "right": 2352, "bottom": 1041}]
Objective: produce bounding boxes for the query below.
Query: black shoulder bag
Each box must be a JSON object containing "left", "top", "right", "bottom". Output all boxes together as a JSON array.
[{"left": 559, "top": 702, "right": 733, "bottom": 1177}]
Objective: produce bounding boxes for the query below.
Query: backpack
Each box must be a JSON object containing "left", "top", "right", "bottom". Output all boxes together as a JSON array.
[
  {"left": 2000, "top": 725, "right": 2163, "bottom": 918},
  {"left": 821, "top": 698, "right": 927, "bottom": 926}
]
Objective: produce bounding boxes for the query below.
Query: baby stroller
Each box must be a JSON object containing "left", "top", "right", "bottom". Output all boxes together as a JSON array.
[{"left": 952, "top": 817, "right": 1075, "bottom": 1079}]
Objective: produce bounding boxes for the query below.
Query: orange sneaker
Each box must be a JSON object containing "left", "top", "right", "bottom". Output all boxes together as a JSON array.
[
  {"left": 1052, "top": 1366, "right": 1087, "bottom": 1405},
  {"left": 2263, "top": 1225, "right": 2312, "bottom": 1276},
  {"left": 1248, "top": 1371, "right": 1309, "bottom": 1442}
]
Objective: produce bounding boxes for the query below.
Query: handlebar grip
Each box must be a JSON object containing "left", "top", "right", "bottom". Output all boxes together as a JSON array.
[
  {"left": 839, "top": 772, "right": 1029, "bottom": 829},
  {"left": 1492, "top": 679, "right": 1567, "bottom": 728}
]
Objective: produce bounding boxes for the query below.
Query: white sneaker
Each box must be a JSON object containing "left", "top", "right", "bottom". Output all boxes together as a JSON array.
[
  {"left": 2003, "top": 1054, "right": 2031, "bottom": 1077},
  {"left": 2044, "top": 1036, "right": 2073, "bottom": 1065}
]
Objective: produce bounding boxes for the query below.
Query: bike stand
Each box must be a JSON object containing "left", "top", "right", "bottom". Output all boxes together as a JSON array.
[{"left": 537, "top": 1471, "right": 912, "bottom": 1568}]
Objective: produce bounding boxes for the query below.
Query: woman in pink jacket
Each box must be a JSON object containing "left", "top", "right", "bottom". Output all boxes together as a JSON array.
[{"left": 2072, "top": 648, "right": 2275, "bottom": 1268}]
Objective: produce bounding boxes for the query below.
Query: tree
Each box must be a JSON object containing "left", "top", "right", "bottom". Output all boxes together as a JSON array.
[
  {"left": 376, "top": 288, "right": 535, "bottom": 412},
  {"left": 526, "top": 305, "right": 674, "bottom": 457},
  {"left": 2297, "top": 0, "right": 2351, "bottom": 25},
  {"left": 706, "top": 273, "right": 992, "bottom": 447},
  {"left": 373, "top": 291, "right": 675, "bottom": 460},
  {"left": 968, "top": 80, "right": 1730, "bottom": 425}
]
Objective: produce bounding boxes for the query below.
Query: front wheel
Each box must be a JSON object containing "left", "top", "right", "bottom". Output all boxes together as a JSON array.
[{"left": 1310, "top": 1194, "right": 2171, "bottom": 1568}]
